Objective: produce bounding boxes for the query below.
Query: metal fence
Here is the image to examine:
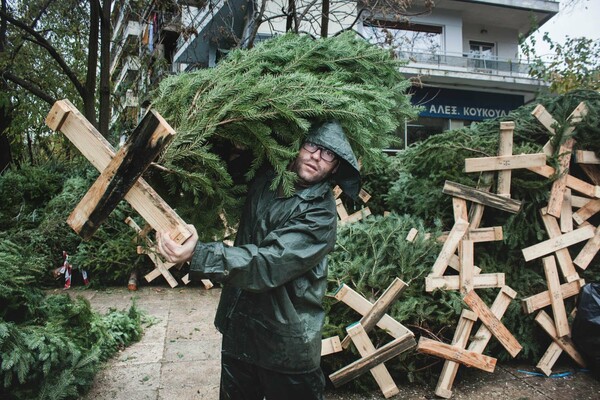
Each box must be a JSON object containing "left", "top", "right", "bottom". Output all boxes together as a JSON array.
[{"left": 398, "top": 50, "right": 532, "bottom": 76}]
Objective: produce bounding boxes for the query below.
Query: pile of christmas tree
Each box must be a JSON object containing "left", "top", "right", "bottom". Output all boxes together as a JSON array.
[
  {"left": 151, "top": 32, "right": 418, "bottom": 236},
  {"left": 322, "top": 89, "right": 600, "bottom": 386}
]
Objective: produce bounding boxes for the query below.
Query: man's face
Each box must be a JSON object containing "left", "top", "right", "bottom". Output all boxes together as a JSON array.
[{"left": 291, "top": 143, "right": 339, "bottom": 186}]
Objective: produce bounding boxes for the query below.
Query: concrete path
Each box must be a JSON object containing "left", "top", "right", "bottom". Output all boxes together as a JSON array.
[{"left": 64, "top": 285, "right": 600, "bottom": 400}]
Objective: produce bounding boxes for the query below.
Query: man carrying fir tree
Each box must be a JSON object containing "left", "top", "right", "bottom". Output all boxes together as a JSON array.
[{"left": 157, "top": 120, "right": 360, "bottom": 400}]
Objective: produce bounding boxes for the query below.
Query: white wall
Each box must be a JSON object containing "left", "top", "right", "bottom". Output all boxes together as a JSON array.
[{"left": 407, "top": 10, "right": 463, "bottom": 54}]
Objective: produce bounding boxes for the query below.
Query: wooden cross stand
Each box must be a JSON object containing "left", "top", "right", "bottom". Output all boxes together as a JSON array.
[
  {"left": 518, "top": 102, "right": 599, "bottom": 376},
  {"left": 334, "top": 186, "right": 372, "bottom": 225},
  {"left": 327, "top": 279, "right": 416, "bottom": 398},
  {"left": 45, "top": 99, "right": 203, "bottom": 287}
]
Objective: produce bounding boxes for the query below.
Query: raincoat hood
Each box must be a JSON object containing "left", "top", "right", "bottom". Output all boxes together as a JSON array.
[{"left": 306, "top": 120, "right": 361, "bottom": 199}]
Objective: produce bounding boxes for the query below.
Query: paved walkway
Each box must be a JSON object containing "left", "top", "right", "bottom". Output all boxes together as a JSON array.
[{"left": 63, "top": 285, "right": 600, "bottom": 400}]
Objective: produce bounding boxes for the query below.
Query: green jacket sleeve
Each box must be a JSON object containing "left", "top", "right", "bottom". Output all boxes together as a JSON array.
[{"left": 189, "top": 203, "right": 336, "bottom": 292}]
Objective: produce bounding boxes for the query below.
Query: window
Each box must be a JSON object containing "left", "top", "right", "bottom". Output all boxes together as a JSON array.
[
  {"left": 469, "top": 41, "right": 496, "bottom": 70},
  {"left": 363, "top": 20, "right": 443, "bottom": 60}
]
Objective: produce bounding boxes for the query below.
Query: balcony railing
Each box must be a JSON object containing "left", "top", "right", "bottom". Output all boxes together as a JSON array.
[{"left": 398, "top": 50, "right": 532, "bottom": 76}]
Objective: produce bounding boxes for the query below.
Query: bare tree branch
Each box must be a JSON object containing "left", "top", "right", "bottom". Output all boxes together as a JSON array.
[
  {"left": 0, "top": 8, "right": 87, "bottom": 99},
  {"left": 2, "top": 70, "right": 56, "bottom": 105}
]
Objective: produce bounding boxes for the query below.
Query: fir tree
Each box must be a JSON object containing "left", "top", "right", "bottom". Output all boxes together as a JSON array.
[{"left": 151, "top": 32, "right": 418, "bottom": 237}]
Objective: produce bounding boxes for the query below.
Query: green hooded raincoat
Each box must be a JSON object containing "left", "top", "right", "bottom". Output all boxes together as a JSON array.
[{"left": 189, "top": 121, "right": 360, "bottom": 374}]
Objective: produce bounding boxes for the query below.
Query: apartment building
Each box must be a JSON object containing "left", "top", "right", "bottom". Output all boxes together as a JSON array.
[
  {"left": 110, "top": 0, "right": 559, "bottom": 147},
  {"left": 358, "top": 0, "right": 559, "bottom": 147}
]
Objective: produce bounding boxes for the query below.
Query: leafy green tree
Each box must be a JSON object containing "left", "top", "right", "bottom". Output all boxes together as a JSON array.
[
  {"left": 521, "top": 33, "right": 599, "bottom": 94},
  {"left": 0, "top": 0, "right": 113, "bottom": 167},
  {"left": 520, "top": 0, "right": 599, "bottom": 95}
]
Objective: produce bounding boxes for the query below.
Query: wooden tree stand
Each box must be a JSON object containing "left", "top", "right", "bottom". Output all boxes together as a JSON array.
[
  {"left": 518, "top": 102, "right": 599, "bottom": 376},
  {"left": 45, "top": 99, "right": 212, "bottom": 288},
  {"left": 124, "top": 217, "right": 213, "bottom": 289},
  {"left": 419, "top": 120, "right": 537, "bottom": 397},
  {"left": 334, "top": 185, "right": 372, "bottom": 224},
  {"left": 327, "top": 278, "right": 416, "bottom": 398}
]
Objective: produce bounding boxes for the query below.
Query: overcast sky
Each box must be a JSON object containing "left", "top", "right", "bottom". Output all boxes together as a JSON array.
[{"left": 528, "top": 0, "right": 600, "bottom": 59}]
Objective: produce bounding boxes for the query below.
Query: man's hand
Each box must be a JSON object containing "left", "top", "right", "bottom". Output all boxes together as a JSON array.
[{"left": 156, "top": 224, "right": 199, "bottom": 264}]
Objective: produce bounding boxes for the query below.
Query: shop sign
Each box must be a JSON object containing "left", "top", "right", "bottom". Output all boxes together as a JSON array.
[{"left": 410, "top": 87, "right": 524, "bottom": 121}]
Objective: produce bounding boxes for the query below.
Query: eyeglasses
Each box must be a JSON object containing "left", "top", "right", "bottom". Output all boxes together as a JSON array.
[{"left": 302, "top": 142, "right": 337, "bottom": 163}]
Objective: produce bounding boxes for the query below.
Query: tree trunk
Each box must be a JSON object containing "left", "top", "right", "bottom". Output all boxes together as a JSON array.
[
  {"left": 321, "top": 0, "right": 329, "bottom": 38},
  {"left": 99, "top": 0, "right": 111, "bottom": 137},
  {"left": 0, "top": 0, "right": 12, "bottom": 172},
  {"left": 286, "top": 0, "right": 295, "bottom": 32},
  {"left": 84, "top": 0, "right": 100, "bottom": 129}
]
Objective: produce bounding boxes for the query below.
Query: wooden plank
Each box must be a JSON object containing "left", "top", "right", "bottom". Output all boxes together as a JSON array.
[
  {"left": 453, "top": 197, "right": 468, "bottom": 223},
  {"left": 527, "top": 164, "right": 600, "bottom": 198},
  {"left": 575, "top": 150, "right": 600, "bottom": 164},
  {"left": 560, "top": 189, "right": 573, "bottom": 233},
  {"left": 143, "top": 258, "right": 175, "bottom": 281},
  {"left": 443, "top": 180, "right": 522, "bottom": 214},
  {"left": 336, "top": 198, "right": 349, "bottom": 220},
  {"left": 332, "top": 284, "right": 413, "bottom": 339},
  {"left": 463, "top": 289, "right": 522, "bottom": 357},
  {"left": 542, "top": 256, "right": 570, "bottom": 338},
  {"left": 436, "top": 286, "right": 515, "bottom": 398},
  {"left": 68, "top": 109, "right": 175, "bottom": 239},
  {"left": 447, "top": 253, "right": 483, "bottom": 276},
  {"left": 531, "top": 104, "right": 559, "bottom": 156},
  {"left": 435, "top": 310, "right": 478, "bottom": 399},
  {"left": 137, "top": 246, "right": 179, "bottom": 288},
  {"left": 126, "top": 217, "right": 179, "bottom": 287},
  {"left": 329, "top": 333, "right": 416, "bottom": 388},
  {"left": 521, "top": 279, "right": 585, "bottom": 314},
  {"left": 45, "top": 99, "right": 193, "bottom": 244},
  {"left": 539, "top": 208, "right": 580, "bottom": 282},
  {"left": 572, "top": 195, "right": 593, "bottom": 208},
  {"left": 547, "top": 138, "right": 575, "bottom": 218},
  {"left": 497, "top": 121, "right": 515, "bottom": 197},
  {"left": 341, "top": 278, "right": 408, "bottom": 349},
  {"left": 339, "top": 207, "right": 372, "bottom": 225},
  {"left": 468, "top": 172, "right": 494, "bottom": 228},
  {"left": 467, "top": 286, "right": 517, "bottom": 353},
  {"left": 440, "top": 227, "right": 503, "bottom": 243},
  {"left": 459, "top": 240, "right": 474, "bottom": 294},
  {"left": 430, "top": 219, "right": 469, "bottom": 276},
  {"left": 465, "top": 226, "right": 503, "bottom": 242},
  {"left": 405, "top": 228, "right": 418, "bottom": 242},
  {"left": 537, "top": 341, "right": 564, "bottom": 376},
  {"left": 417, "top": 337, "right": 496, "bottom": 372},
  {"left": 521, "top": 224, "right": 595, "bottom": 262},
  {"left": 426, "top": 273, "right": 505, "bottom": 292},
  {"left": 321, "top": 336, "right": 342, "bottom": 356},
  {"left": 574, "top": 225, "right": 600, "bottom": 270},
  {"left": 573, "top": 198, "right": 600, "bottom": 225},
  {"left": 430, "top": 287, "right": 516, "bottom": 394},
  {"left": 532, "top": 102, "right": 588, "bottom": 157},
  {"left": 125, "top": 217, "right": 151, "bottom": 243},
  {"left": 356, "top": 278, "right": 407, "bottom": 334},
  {"left": 347, "top": 323, "right": 399, "bottom": 398},
  {"left": 535, "top": 310, "right": 587, "bottom": 368},
  {"left": 333, "top": 185, "right": 343, "bottom": 199},
  {"left": 358, "top": 189, "right": 372, "bottom": 203},
  {"left": 465, "top": 153, "right": 546, "bottom": 173}
]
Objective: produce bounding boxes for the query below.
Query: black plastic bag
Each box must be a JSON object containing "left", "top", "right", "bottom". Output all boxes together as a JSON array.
[{"left": 572, "top": 283, "right": 600, "bottom": 378}]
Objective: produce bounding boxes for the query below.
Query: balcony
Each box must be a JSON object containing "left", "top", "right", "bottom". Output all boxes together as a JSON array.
[
  {"left": 399, "top": 50, "right": 531, "bottom": 77},
  {"left": 110, "top": 21, "right": 142, "bottom": 76},
  {"left": 113, "top": 56, "right": 141, "bottom": 92}
]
